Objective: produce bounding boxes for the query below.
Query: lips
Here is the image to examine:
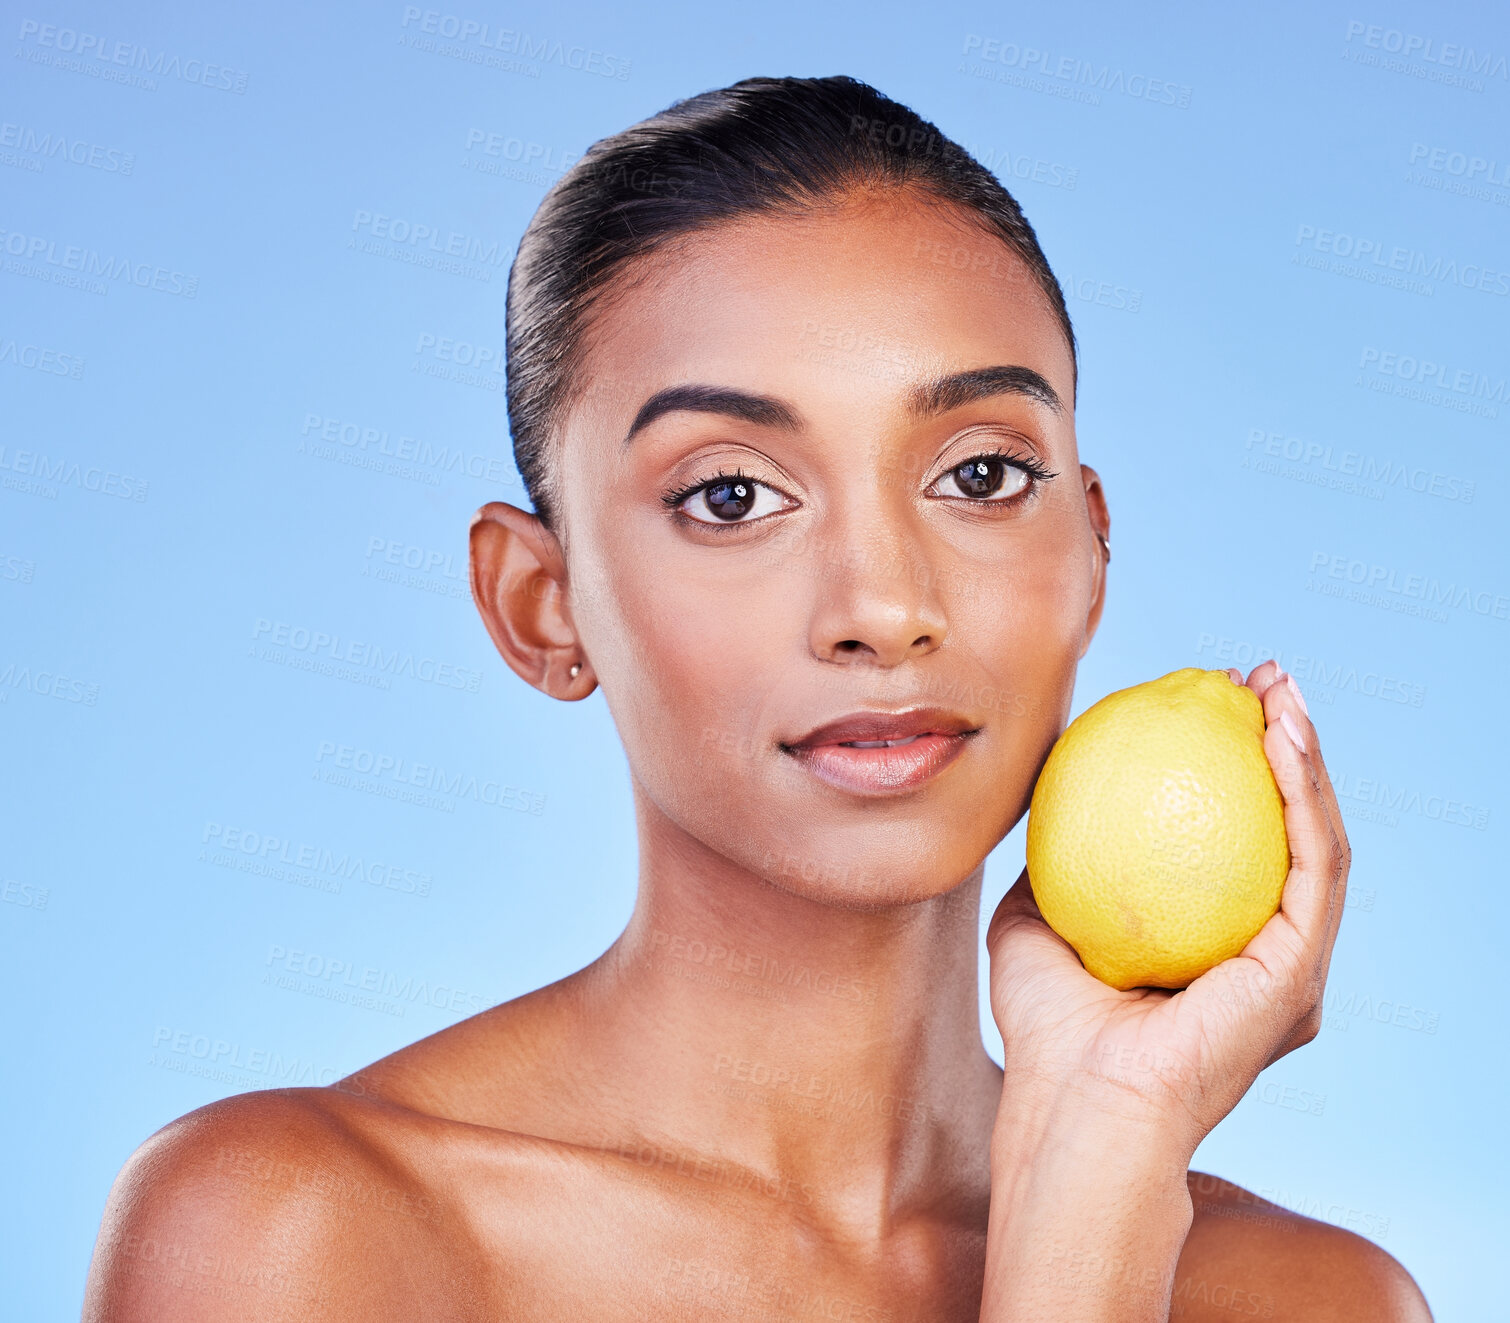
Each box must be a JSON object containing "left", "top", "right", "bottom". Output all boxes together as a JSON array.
[
  {"left": 781, "top": 707, "right": 980, "bottom": 795},
  {"left": 783, "top": 707, "right": 978, "bottom": 750}
]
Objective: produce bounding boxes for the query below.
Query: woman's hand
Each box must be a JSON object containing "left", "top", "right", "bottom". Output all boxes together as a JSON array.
[
  {"left": 976, "top": 659, "right": 1350, "bottom": 1321},
  {"left": 985, "top": 658, "right": 1350, "bottom": 1157}
]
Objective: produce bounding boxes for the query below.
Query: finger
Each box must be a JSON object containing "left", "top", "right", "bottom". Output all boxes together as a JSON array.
[
  {"left": 1245, "top": 661, "right": 1348, "bottom": 943},
  {"left": 1261, "top": 1003, "right": 1325, "bottom": 1069},
  {"left": 985, "top": 865, "right": 1045, "bottom": 947},
  {"left": 1234, "top": 664, "right": 1338, "bottom": 867},
  {"left": 1276, "top": 675, "right": 1350, "bottom": 954},
  {"left": 1237, "top": 695, "right": 1345, "bottom": 1010},
  {"left": 1261, "top": 668, "right": 1346, "bottom": 863},
  {"left": 985, "top": 866, "right": 1089, "bottom": 974},
  {"left": 1261, "top": 670, "right": 1350, "bottom": 958},
  {"left": 1244, "top": 658, "right": 1286, "bottom": 701}
]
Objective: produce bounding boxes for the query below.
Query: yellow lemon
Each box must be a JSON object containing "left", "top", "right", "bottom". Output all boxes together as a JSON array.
[{"left": 1025, "top": 667, "right": 1290, "bottom": 990}]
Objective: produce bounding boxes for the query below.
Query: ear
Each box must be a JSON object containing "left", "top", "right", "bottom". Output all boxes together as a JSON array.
[
  {"left": 1078, "top": 465, "right": 1110, "bottom": 659},
  {"left": 469, "top": 501, "right": 595, "bottom": 699}
]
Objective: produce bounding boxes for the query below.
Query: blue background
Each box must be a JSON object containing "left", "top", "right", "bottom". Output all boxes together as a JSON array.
[{"left": 3, "top": 1, "right": 1506, "bottom": 1317}]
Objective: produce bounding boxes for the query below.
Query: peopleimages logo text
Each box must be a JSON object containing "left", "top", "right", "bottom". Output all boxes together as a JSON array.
[
  {"left": 299, "top": 414, "right": 515, "bottom": 487},
  {"left": 0, "top": 122, "right": 135, "bottom": 173},
  {"left": 960, "top": 34, "right": 1193, "bottom": 106},
  {"left": 250, "top": 618, "right": 484, "bottom": 691},
  {"left": 350, "top": 211, "right": 507, "bottom": 267},
  {"left": 1294, "top": 225, "right": 1509, "bottom": 296},
  {"left": 398, "top": 8, "right": 631, "bottom": 79},
  {"left": 1408, "top": 144, "right": 1510, "bottom": 187},
  {"left": 1359, "top": 348, "right": 1506, "bottom": 405},
  {"left": 1309, "top": 553, "right": 1509, "bottom": 621},
  {"left": 0, "top": 226, "right": 198, "bottom": 296},
  {"left": 1344, "top": 21, "right": 1508, "bottom": 79},
  {"left": 16, "top": 20, "right": 249, "bottom": 92},
  {"left": 201, "top": 822, "right": 433, "bottom": 896}
]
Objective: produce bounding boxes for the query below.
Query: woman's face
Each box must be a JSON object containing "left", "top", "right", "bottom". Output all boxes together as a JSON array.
[{"left": 549, "top": 188, "right": 1107, "bottom": 908}]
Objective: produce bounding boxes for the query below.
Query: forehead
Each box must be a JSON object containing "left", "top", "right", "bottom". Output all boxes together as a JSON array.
[{"left": 565, "top": 190, "right": 1074, "bottom": 440}]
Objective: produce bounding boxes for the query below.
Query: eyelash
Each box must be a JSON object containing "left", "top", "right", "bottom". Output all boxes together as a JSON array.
[
  {"left": 947, "top": 445, "right": 1059, "bottom": 489},
  {"left": 661, "top": 465, "right": 756, "bottom": 508},
  {"left": 659, "top": 446, "right": 1058, "bottom": 528}
]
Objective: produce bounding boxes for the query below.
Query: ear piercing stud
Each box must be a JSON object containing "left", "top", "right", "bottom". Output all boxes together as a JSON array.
[
  {"left": 1096, "top": 531, "right": 1111, "bottom": 561},
  {"left": 569, "top": 662, "right": 582, "bottom": 680}
]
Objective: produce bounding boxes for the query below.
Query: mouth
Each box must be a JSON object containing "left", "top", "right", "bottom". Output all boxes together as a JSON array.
[
  {"left": 838, "top": 734, "right": 927, "bottom": 749},
  {"left": 780, "top": 707, "right": 980, "bottom": 796}
]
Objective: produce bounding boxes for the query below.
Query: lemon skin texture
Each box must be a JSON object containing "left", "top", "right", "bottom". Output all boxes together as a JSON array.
[{"left": 1025, "top": 667, "right": 1291, "bottom": 991}]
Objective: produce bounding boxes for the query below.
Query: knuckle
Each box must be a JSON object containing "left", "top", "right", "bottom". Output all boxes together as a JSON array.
[
  {"left": 1270, "top": 954, "right": 1309, "bottom": 1007},
  {"left": 1303, "top": 969, "right": 1325, "bottom": 1009},
  {"left": 1297, "top": 824, "right": 1333, "bottom": 860}
]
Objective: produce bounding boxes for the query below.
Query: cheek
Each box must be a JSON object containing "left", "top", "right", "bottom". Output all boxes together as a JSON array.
[
  {"left": 575, "top": 548, "right": 791, "bottom": 802},
  {"left": 956, "top": 534, "right": 1093, "bottom": 755},
  {"left": 964, "top": 524, "right": 1092, "bottom": 657},
  {"left": 1029, "top": 546, "right": 1095, "bottom": 654}
]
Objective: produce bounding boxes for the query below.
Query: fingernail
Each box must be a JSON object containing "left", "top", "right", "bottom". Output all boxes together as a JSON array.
[
  {"left": 1284, "top": 672, "right": 1309, "bottom": 716},
  {"left": 1279, "top": 709, "right": 1307, "bottom": 754},
  {"left": 1271, "top": 663, "right": 1287, "bottom": 685}
]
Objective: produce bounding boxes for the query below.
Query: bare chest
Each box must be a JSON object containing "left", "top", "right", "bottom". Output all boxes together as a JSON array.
[{"left": 434, "top": 1154, "right": 989, "bottom": 1323}]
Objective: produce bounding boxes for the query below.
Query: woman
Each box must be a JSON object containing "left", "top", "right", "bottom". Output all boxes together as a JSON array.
[{"left": 84, "top": 75, "right": 1432, "bottom": 1320}]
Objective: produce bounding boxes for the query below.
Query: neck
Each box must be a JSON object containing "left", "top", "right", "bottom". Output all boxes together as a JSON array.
[{"left": 571, "top": 788, "right": 1004, "bottom": 1241}]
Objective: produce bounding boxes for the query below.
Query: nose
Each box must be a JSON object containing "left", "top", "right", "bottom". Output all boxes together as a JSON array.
[{"left": 804, "top": 509, "right": 950, "bottom": 670}]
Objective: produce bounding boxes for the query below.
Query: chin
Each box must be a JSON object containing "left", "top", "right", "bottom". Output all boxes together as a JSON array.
[{"left": 754, "top": 840, "right": 981, "bottom": 911}]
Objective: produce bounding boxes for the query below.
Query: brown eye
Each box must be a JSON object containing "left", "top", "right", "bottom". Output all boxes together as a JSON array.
[
  {"left": 702, "top": 477, "right": 757, "bottom": 520},
  {"left": 676, "top": 473, "right": 791, "bottom": 524},
  {"left": 931, "top": 455, "right": 1031, "bottom": 502}
]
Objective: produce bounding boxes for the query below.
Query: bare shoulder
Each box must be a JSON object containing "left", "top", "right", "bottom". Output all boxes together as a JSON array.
[
  {"left": 1179, "top": 1171, "right": 1433, "bottom": 1322},
  {"left": 82, "top": 985, "right": 620, "bottom": 1323},
  {"left": 81, "top": 1085, "right": 470, "bottom": 1322}
]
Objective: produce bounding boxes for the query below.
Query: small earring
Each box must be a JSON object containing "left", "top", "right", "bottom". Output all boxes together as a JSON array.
[
  {"left": 1096, "top": 532, "right": 1112, "bottom": 561},
  {"left": 568, "top": 661, "right": 582, "bottom": 680}
]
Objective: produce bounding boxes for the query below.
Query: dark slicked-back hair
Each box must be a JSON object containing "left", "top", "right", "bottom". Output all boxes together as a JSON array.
[{"left": 505, "top": 73, "right": 1076, "bottom": 536}]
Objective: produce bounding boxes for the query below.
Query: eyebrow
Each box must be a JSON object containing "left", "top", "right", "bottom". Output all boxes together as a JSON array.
[
  {"left": 620, "top": 364, "right": 1064, "bottom": 447},
  {"left": 908, "top": 364, "right": 1064, "bottom": 418}
]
